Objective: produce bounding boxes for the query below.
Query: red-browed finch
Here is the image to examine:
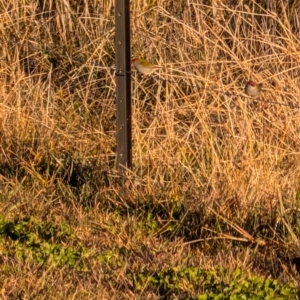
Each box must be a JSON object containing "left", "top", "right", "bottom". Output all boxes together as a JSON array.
[
  {"left": 131, "top": 57, "right": 160, "bottom": 75},
  {"left": 245, "top": 80, "right": 262, "bottom": 97}
]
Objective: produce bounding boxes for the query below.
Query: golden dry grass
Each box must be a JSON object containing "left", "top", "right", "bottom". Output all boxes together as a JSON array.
[{"left": 0, "top": 0, "right": 300, "bottom": 299}]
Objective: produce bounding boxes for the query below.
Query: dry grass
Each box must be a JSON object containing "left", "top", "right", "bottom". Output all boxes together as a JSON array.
[{"left": 0, "top": 0, "right": 300, "bottom": 299}]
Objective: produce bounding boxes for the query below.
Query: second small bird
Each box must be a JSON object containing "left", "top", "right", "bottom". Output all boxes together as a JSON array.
[
  {"left": 131, "top": 57, "right": 160, "bottom": 75},
  {"left": 244, "top": 80, "right": 262, "bottom": 97}
]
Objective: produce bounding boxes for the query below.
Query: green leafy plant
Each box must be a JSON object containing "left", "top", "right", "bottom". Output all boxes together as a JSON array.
[{"left": 131, "top": 267, "right": 297, "bottom": 299}]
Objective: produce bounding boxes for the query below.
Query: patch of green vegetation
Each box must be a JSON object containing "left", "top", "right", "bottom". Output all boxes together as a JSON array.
[
  {"left": 131, "top": 267, "right": 297, "bottom": 299},
  {"left": 0, "top": 215, "right": 88, "bottom": 270}
]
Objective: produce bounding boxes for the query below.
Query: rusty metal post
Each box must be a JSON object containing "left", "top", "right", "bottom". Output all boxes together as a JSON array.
[{"left": 115, "top": 0, "right": 132, "bottom": 171}]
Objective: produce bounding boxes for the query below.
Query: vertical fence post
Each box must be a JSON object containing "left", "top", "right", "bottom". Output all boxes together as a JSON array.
[{"left": 115, "top": 0, "right": 132, "bottom": 171}]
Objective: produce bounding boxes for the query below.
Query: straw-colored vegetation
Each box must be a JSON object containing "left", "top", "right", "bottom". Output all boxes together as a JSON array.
[{"left": 0, "top": 0, "right": 300, "bottom": 298}]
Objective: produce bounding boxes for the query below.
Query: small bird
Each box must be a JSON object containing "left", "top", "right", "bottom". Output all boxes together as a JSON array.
[
  {"left": 244, "top": 80, "right": 262, "bottom": 97},
  {"left": 131, "top": 57, "right": 160, "bottom": 75}
]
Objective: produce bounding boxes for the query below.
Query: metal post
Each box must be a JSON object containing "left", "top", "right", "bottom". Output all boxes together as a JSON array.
[{"left": 115, "top": 0, "right": 132, "bottom": 171}]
